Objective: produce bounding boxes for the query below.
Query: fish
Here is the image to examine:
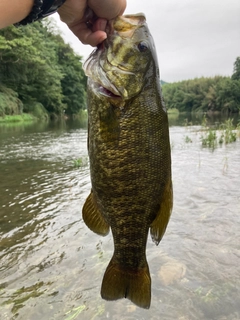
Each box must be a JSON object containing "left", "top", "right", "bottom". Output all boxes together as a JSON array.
[{"left": 82, "top": 13, "right": 173, "bottom": 309}]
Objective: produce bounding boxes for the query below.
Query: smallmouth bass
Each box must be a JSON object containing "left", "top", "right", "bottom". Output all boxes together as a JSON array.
[{"left": 83, "top": 13, "right": 173, "bottom": 309}]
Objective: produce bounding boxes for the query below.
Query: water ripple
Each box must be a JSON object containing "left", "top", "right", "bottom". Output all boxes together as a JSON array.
[{"left": 0, "top": 121, "right": 240, "bottom": 319}]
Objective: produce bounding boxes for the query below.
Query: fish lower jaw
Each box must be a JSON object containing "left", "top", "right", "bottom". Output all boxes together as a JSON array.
[{"left": 92, "top": 81, "right": 122, "bottom": 99}]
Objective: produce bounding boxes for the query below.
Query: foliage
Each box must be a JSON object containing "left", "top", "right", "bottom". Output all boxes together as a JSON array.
[
  {"left": 0, "top": 20, "right": 87, "bottom": 118},
  {"left": 162, "top": 57, "right": 240, "bottom": 114},
  {"left": 201, "top": 129, "right": 217, "bottom": 149},
  {"left": 219, "top": 118, "right": 237, "bottom": 144},
  {"left": 0, "top": 85, "right": 23, "bottom": 116},
  {"left": 54, "top": 35, "right": 87, "bottom": 115},
  {"left": 232, "top": 57, "right": 240, "bottom": 80},
  {"left": 72, "top": 156, "right": 88, "bottom": 168},
  {"left": 184, "top": 135, "right": 192, "bottom": 143},
  {"left": 0, "top": 113, "right": 36, "bottom": 123},
  {"left": 24, "top": 102, "right": 49, "bottom": 120},
  {"left": 200, "top": 117, "right": 239, "bottom": 150},
  {"left": 167, "top": 107, "right": 179, "bottom": 114}
]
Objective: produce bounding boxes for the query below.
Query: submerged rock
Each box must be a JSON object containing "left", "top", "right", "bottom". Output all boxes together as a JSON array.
[{"left": 158, "top": 259, "right": 186, "bottom": 285}]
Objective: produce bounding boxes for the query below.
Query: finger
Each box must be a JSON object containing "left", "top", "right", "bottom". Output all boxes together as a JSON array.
[
  {"left": 92, "top": 18, "right": 107, "bottom": 32},
  {"left": 83, "top": 30, "right": 107, "bottom": 46},
  {"left": 70, "top": 22, "right": 107, "bottom": 46},
  {"left": 58, "top": 0, "right": 86, "bottom": 25},
  {"left": 88, "top": 0, "right": 126, "bottom": 20}
]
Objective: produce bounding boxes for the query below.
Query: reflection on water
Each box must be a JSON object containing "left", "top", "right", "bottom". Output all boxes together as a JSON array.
[{"left": 0, "top": 115, "right": 239, "bottom": 320}]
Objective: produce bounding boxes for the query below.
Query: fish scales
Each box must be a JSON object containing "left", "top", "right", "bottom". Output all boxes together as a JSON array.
[{"left": 83, "top": 13, "right": 173, "bottom": 309}]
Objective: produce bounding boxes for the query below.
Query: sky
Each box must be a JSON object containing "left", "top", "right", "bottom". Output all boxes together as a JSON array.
[{"left": 53, "top": 0, "right": 240, "bottom": 83}]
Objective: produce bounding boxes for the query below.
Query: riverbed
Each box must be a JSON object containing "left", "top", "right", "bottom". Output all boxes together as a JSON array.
[{"left": 0, "top": 114, "right": 239, "bottom": 320}]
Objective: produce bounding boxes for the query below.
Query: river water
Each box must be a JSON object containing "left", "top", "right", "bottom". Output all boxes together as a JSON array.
[{"left": 0, "top": 114, "right": 239, "bottom": 320}]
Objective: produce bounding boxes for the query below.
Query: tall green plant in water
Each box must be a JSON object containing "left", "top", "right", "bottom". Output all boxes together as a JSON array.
[
  {"left": 200, "top": 116, "right": 239, "bottom": 149},
  {"left": 200, "top": 117, "right": 218, "bottom": 149},
  {"left": 219, "top": 119, "right": 237, "bottom": 144}
]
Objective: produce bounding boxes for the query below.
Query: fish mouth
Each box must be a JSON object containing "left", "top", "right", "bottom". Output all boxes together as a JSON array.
[
  {"left": 84, "top": 51, "right": 116, "bottom": 98},
  {"left": 83, "top": 14, "right": 146, "bottom": 99},
  {"left": 91, "top": 81, "right": 122, "bottom": 99},
  {"left": 84, "top": 47, "right": 131, "bottom": 100}
]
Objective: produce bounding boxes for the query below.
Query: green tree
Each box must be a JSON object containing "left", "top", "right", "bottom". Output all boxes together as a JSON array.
[
  {"left": 232, "top": 57, "right": 240, "bottom": 80},
  {"left": 162, "top": 69, "right": 240, "bottom": 114},
  {"left": 53, "top": 34, "right": 87, "bottom": 115},
  {"left": 0, "top": 23, "right": 64, "bottom": 114},
  {"left": 216, "top": 78, "right": 240, "bottom": 113},
  {"left": 0, "top": 19, "right": 87, "bottom": 117}
]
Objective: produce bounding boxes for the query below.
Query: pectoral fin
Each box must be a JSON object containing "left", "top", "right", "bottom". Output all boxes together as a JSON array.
[
  {"left": 150, "top": 178, "right": 173, "bottom": 245},
  {"left": 82, "top": 191, "right": 109, "bottom": 236}
]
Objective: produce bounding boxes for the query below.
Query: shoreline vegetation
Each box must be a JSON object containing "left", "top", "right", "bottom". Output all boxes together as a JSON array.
[
  {"left": 162, "top": 57, "right": 240, "bottom": 115},
  {"left": 0, "top": 113, "right": 37, "bottom": 123},
  {"left": 0, "top": 19, "right": 239, "bottom": 123},
  {"left": 0, "top": 19, "right": 87, "bottom": 123}
]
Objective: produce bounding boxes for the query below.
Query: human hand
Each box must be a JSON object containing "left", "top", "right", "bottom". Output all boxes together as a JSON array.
[{"left": 57, "top": 0, "right": 126, "bottom": 46}]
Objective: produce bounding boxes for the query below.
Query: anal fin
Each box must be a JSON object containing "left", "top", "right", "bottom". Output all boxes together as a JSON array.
[{"left": 82, "top": 191, "right": 109, "bottom": 236}]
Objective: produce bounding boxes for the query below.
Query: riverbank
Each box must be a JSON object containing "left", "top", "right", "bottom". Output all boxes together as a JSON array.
[
  {"left": 0, "top": 114, "right": 38, "bottom": 123},
  {"left": 0, "top": 113, "right": 37, "bottom": 123},
  {"left": 0, "top": 111, "right": 88, "bottom": 128}
]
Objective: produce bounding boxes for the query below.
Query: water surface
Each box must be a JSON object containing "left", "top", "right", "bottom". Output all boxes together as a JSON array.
[{"left": 0, "top": 116, "right": 239, "bottom": 319}]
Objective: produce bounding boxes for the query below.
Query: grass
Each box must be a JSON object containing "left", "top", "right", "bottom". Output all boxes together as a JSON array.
[
  {"left": 0, "top": 113, "right": 37, "bottom": 123},
  {"left": 73, "top": 157, "right": 88, "bottom": 168},
  {"left": 200, "top": 117, "right": 239, "bottom": 149},
  {"left": 0, "top": 85, "right": 23, "bottom": 117},
  {"left": 167, "top": 108, "right": 179, "bottom": 114},
  {"left": 201, "top": 128, "right": 217, "bottom": 149},
  {"left": 184, "top": 119, "right": 193, "bottom": 128},
  {"left": 184, "top": 135, "right": 192, "bottom": 143},
  {"left": 26, "top": 102, "right": 49, "bottom": 120},
  {"left": 219, "top": 118, "right": 237, "bottom": 144},
  {"left": 64, "top": 305, "right": 86, "bottom": 320},
  {"left": 183, "top": 116, "right": 240, "bottom": 149}
]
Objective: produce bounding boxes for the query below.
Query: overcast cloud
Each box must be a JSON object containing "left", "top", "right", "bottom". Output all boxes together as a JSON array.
[{"left": 53, "top": 0, "right": 240, "bottom": 82}]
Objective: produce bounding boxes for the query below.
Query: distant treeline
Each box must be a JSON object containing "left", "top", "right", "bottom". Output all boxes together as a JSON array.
[
  {"left": 162, "top": 57, "right": 240, "bottom": 114},
  {"left": 0, "top": 19, "right": 87, "bottom": 119},
  {"left": 1, "top": 20, "right": 239, "bottom": 119}
]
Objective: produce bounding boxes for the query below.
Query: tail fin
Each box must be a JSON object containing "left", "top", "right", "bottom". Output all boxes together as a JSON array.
[{"left": 101, "top": 258, "right": 151, "bottom": 309}]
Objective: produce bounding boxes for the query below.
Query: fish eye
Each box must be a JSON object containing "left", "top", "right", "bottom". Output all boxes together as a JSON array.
[{"left": 137, "top": 42, "right": 148, "bottom": 52}]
